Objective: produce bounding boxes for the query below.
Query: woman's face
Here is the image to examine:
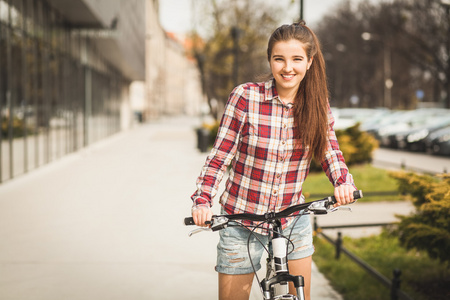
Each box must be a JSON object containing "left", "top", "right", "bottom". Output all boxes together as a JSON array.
[{"left": 269, "top": 39, "right": 313, "bottom": 99}]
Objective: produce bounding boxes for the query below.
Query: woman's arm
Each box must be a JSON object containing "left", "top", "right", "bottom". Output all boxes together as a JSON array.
[
  {"left": 191, "top": 85, "right": 248, "bottom": 225},
  {"left": 320, "top": 105, "right": 357, "bottom": 206}
]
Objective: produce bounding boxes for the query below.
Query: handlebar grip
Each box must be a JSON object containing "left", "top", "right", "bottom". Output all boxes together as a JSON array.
[
  {"left": 354, "top": 190, "right": 363, "bottom": 199},
  {"left": 329, "top": 190, "right": 363, "bottom": 204},
  {"left": 184, "top": 217, "right": 195, "bottom": 226}
]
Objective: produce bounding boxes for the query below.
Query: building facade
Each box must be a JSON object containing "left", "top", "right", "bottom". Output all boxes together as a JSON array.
[
  {"left": 0, "top": 0, "right": 205, "bottom": 184},
  {"left": 0, "top": 0, "right": 146, "bottom": 183},
  {"left": 144, "top": 1, "right": 205, "bottom": 119}
]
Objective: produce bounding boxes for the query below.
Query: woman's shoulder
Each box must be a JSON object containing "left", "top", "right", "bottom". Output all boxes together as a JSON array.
[
  {"left": 233, "top": 81, "right": 268, "bottom": 99},
  {"left": 234, "top": 81, "right": 265, "bottom": 90}
]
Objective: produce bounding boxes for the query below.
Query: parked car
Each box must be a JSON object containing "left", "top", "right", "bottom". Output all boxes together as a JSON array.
[
  {"left": 396, "top": 115, "right": 450, "bottom": 151},
  {"left": 425, "top": 125, "right": 450, "bottom": 156},
  {"left": 332, "top": 108, "right": 388, "bottom": 130},
  {"left": 376, "top": 109, "right": 450, "bottom": 148},
  {"left": 363, "top": 110, "right": 407, "bottom": 140}
]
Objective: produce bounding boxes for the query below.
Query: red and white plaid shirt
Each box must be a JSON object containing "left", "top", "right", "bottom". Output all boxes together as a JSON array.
[{"left": 192, "top": 79, "right": 355, "bottom": 233}]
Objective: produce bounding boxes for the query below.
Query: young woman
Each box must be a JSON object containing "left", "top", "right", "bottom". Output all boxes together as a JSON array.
[{"left": 191, "top": 21, "right": 356, "bottom": 300}]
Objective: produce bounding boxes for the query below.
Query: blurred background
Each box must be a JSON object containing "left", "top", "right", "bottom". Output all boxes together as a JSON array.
[{"left": 1, "top": 0, "right": 450, "bottom": 184}]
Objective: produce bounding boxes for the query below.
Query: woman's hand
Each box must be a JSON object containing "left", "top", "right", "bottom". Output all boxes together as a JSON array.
[
  {"left": 333, "top": 184, "right": 356, "bottom": 207},
  {"left": 192, "top": 205, "right": 213, "bottom": 227}
]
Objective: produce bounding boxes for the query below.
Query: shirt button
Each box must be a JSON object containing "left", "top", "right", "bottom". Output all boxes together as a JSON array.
[
  {"left": 282, "top": 141, "right": 286, "bottom": 145},
  {"left": 273, "top": 190, "right": 278, "bottom": 195},
  {"left": 276, "top": 173, "right": 281, "bottom": 178},
  {"left": 283, "top": 123, "right": 287, "bottom": 129}
]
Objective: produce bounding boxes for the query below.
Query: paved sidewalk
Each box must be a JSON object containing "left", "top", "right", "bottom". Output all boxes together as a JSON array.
[{"left": 0, "top": 117, "right": 413, "bottom": 299}]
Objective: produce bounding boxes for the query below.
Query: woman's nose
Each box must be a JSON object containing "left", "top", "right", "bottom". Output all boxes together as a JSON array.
[{"left": 283, "top": 61, "right": 293, "bottom": 72}]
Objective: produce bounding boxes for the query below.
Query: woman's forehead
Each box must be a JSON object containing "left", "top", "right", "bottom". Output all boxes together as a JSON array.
[{"left": 271, "top": 40, "right": 307, "bottom": 56}]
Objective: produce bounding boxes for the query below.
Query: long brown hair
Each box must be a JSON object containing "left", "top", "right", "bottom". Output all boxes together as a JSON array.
[{"left": 267, "top": 21, "right": 329, "bottom": 161}]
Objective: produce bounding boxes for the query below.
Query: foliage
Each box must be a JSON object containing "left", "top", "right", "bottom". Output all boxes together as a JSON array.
[
  {"left": 200, "top": 120, "right": 220, "bottom": 147},
  {"left": 389, "top": 171, "right": 450, "bottom": 264},
  {"left": 315, "top": 0, "right": 449, "bottom": 108},
  {"left": 335, "top": 123, "right": 379, "bottom": 165},
  {"left": 1, "top": 117, "right": 32, "bottom": 138},
  {"left": 189, "top": 0, "right": 290, "bottom": 113},
  {"left": 192, "top": 0, "right": 449, "bottom": 110},
  {"left": 313, "top": 232, "right": 450, "bottom": 300},
  {"left": 310, "top": 122, "right": 378, "bottom": 171}
]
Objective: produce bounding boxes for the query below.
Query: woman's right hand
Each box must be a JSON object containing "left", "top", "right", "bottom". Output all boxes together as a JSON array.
[{"left": 192, "top": 205, "right": 213, "bottom": 227}]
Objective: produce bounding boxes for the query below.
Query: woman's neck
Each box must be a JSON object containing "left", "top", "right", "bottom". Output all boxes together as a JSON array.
[
  {"left": 278, "top": 92, "right": 296, "bottom": 104},
  {"left": 275, "top": 83, "right": 297, "bottom": 104}
]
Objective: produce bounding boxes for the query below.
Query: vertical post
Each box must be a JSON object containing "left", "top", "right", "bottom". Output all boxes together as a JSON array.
[
  {"left": 384, "top": 44, "right": 392, "bottom": 108},
  {"left": 445, "top": 4, "right": 450, "bottom": 108},
  {"left": 300, "top": 0, "right": 303, "bottom": 20},
  {"left": 390, "top": 269, "right": 401, "bottom": 300},
  {"left": 84, "top": 66, "right": 92, "bottom": 147},
  {"left": 335, "top": 232, "right": 342, "bottom": 259},
  {"left": 6, "top": 2, "right": 13, "bottom": 179},
  {"left": 231, "top": 26, "right": 240, "bottom": 87},
  {"left": 313, "top": 216, "right": 318, "bottom": 233}
]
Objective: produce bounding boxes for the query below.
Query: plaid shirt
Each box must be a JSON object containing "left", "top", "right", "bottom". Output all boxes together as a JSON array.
[{"left": 192, "top": 79, "right": 355, "bottom": 234}]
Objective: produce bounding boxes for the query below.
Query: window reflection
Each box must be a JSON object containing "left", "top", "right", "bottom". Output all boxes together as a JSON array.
[{"left": 0, "top": 0, "right": 125, "bottom": 183}]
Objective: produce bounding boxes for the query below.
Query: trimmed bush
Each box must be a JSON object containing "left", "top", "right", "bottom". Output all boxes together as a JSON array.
[
  {"left": 389, "top": 172, "right": 450, "bottom": 265},
  {"left": 311, "top": 122, "right": 379, "bottom": 171}
]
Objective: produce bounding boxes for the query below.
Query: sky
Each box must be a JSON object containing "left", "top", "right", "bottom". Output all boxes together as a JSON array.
[{"left": 159, "top": 0, "right": 355, "bottom": 36}]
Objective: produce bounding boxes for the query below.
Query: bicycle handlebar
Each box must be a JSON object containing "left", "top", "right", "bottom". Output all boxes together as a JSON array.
[{"left": 184, "top": 190, "right": 363, "bottom": 226}]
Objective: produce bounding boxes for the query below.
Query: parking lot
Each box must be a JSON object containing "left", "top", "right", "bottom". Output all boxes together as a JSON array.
[{"left": 332, "top": 107, "right": 450, "bottom": 157}]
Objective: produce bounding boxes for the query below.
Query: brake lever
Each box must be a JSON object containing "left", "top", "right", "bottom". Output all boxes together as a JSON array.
[
  {"left": 188, "top": 216, "right": 230, "bottom": 237},
  {"left": 308, "top": 199, "right": 355, "bottom": 214},
  {"left": 188, "top": 227, "right": 211, "bottom": 237},
  {"left": 327, "top": 206, "right": 352, "bottom": 213}
]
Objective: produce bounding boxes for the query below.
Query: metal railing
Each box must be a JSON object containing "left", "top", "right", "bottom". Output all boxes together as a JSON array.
[{"left": 314, "top": 218, "right": 414, "bottom": 300}]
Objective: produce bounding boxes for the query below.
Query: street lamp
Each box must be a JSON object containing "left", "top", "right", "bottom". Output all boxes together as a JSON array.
[{"left": 362, "top": 32, "right": 392, "bottom": 108}]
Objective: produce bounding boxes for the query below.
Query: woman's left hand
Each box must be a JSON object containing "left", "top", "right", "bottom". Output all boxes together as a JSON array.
[{"left": 333, "top": 184, "right": 356, "bottom": 207}]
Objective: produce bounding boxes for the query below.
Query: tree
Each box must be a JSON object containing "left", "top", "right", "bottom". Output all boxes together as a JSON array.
[
  {"left": 315, "top": 0, "right": 449, "bottom": 109},
  {"left": 390, "top": 172, "right": 450, "bottom": 266},
  {"left": 189, "top": 0, "right": 288, "bottom": 117}
]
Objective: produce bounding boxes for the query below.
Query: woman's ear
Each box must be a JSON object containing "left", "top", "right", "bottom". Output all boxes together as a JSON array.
[{"left": 307, "top": 56, "right": 314, "bottom": 70}]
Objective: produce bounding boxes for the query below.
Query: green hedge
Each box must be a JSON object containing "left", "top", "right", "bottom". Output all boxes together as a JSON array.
[
  {"left": 310, "top": 123, "right": 379, "bottom": 171},
  {"left": 389, "top": 172, "right": 450, "bottom": 264}
]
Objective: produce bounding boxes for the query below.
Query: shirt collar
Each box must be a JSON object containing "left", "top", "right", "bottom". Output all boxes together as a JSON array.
[{"left": 264, "top": 78, "right": 279, "bottom": 102}]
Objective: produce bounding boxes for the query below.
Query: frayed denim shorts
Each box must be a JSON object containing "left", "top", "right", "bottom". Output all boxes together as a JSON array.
[{"left": 215, "top": 213, "right": 314, "bottom": 275}]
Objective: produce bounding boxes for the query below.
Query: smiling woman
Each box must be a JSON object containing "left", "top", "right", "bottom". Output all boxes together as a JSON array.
[{"left": 189, "top": 21, "right": 357, "bottom": 300}]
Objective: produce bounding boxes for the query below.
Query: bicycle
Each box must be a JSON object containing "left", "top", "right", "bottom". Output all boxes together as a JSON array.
[{"left": 184, "top": 190, "right": 363, "bottom": 300}]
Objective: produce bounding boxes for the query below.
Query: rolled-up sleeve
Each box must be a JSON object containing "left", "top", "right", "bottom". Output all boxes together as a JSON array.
[{"left": 320, "top": 105, "right": 356, "bottom": 188}]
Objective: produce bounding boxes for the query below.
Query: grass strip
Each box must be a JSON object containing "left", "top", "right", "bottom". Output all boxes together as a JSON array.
[
  {"left": 304, "top": 164, "right": 400, "bottom": 202},
  {"left": 313, "top": 232, "right": 449, "bottom": 300}
]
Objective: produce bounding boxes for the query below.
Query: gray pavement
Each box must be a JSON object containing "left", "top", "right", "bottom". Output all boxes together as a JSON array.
[
  {"left": 0, "top": 117, "right": 416, "bottom": 300},
  {"left": 373, "top": 147, "right": 450, "bottom": 174}
]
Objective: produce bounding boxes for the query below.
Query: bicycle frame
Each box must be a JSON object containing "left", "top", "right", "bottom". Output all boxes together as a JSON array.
[
  {"left": 185, "top": 190, "right": 363, "bottom": 300},
  {"left": 261, "top": 219, "right": 305, "bottom": 300}
]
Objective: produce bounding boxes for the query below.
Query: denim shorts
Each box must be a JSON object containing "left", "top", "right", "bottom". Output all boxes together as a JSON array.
[{"left": 215, "top": 214, "right": 314, "bottom": 275}]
